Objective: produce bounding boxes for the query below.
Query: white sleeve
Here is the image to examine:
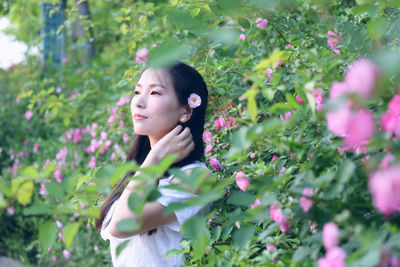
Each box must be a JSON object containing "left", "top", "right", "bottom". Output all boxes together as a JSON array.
[{"left": 156, "top": 181, "right": 203, "bottom": 232}]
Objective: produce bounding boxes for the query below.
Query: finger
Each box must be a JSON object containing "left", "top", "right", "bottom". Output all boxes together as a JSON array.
[
  {"left": 166, "top": 125, "right": 183, "bottom": 138},
  {"left": 178, "top": 127, "right": 191, "bottom": 139},
  {"left": 182, "top": 141, "right": 195, "bottom": 156},
  {"left": 181, "top": 134, "right": 193, "bottom": 147}
]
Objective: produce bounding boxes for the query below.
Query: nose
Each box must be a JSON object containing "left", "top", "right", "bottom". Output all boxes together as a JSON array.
[{"left": 133, "top": 93, "right": 146, "bottom": 109}]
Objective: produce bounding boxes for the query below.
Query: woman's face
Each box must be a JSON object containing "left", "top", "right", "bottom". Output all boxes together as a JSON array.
[{"left": 131, "top": 68, "right": 185, "bottom": 141}]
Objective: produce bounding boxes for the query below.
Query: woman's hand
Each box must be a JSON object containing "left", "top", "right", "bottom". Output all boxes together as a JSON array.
[{"left": 145, "top": 125, "right": 195, "bottom": 166}]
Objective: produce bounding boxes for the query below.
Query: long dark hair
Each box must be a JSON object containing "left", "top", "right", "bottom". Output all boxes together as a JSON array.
[{"left": 95, "top": 61, "right": 209, "bottom": 235}]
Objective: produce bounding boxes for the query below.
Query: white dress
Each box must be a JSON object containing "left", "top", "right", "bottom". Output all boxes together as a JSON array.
[{"left": 100, "top": 161, "right": 211, "bottom": 267}]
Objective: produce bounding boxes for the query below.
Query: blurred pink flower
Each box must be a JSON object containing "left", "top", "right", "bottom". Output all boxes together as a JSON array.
[
  {"left": 73, "top": 129, "right": 82, "bottom": 143},
  {"left": 239, "top": 34, "right": 246, "bottom": 40},
  {"left": 381, "top": 95, "right": 400, "bottom": 137},
  {"left": 94, "top": 245, "right": 99, "bottom": 252},
  {"left": 40, "top": 183, "right": 48, "bottom": 195},
  {"left": 203, "top": 130, "right": 213, "bottom": 143},
  {"left": 344, "top": 58, "right": 378, "bottom": 99},
  {"left": 56, "top": 221, "right": 63, "bottom": 229},
  {"left": 326, "top": 102, "right": 352, "bottom": 137},
  {"left": 280, "top": 111, "right": 291, "bottom": 121},
  {"left": 56, "top": 147, "right": 68, "bottom": 160},
  {"left": 88, "top": 156, "right": 96, "bottom": 169},
  {"left": 276, "top": 58, "right": 283, "bottom": 68},
  {"left": 135, "top": 48, "right": 148, "bottom": 64},
  {"left": 266, "top": 245, "right": 276, "bottom": 252},
  {"left": 285, "top": 44, "right": 293, "bottom": 49},
  {"left": 53, "top": 169, "right": 63, "bottom": 183},
  {"left": 329, "top": 81, "right": 349, "bottom": 101},
  {"left": 214, "top": 119, "right": 221, "bottom": 131},
  {"left": 313, "top": 88, "right": 325, "bottom": 112},
  {"left": 116, "top": 95, "right": 131, "bottom": 106},
  {"left": 43, "top": 159, "right": 51, "bottom": 170},
  {"left": 209, "top": 156, "right": 223, "bottom": 171},
  {"left": 256, "top": 18, "right": 268, "bottom": 29},
  {"left": 63, "top": 249, "right": 71, "bottom": 259},
  {"left": 33, "top": 142, "right": 39, "bottom": 153},
  {"left": 250, "top": 152, "right": 256, "bottom": 158},
  {"left": 271, "top": 155, "right": 278, "bottom": 162},
  {"left": 296, "top": 95, "right": 304, "bottom": 104},
  {"left": 322, "top": 222, "right": 339, "bottom": 251},
  {"left": 380, "top": 154, "right": 395, "bottom": 169},
  {"left": 226, "top": 116, "right": 235, "bottom": 128},
  {"left": 19, "top": 151, "right": 24, "bottom": 157},
  {"left": 24, "top": 110, "right": 33, "bottom": 120},
  {"left": 120, "top": 120, "right": 125, "bottom": 128},
  {"left": 219, "top": 116, "right": 226, "bottom": 127},
  {"left": 327, "top": 29, "right": 342, "bottom": 55},
  {"left": 300, "top": 187, "right": 314, "bottom": 212},
  {"left": 318, "top": 247, "right": 346, "bottom": 267},
  {"left": 108, "top": 114, "right": 115, "bottom": 124},
  {"left": 266, "top": 68, "right": 273, "bottom": 78},
  {"left": 23, "top": 140, "right": 28, "bottom": 146},
  {"left": 269, "top": 202, "right": 291, "bottom": 233},
  {"left": 123, "top": 133, "right": 130, "bottom": 143},
  {"left": 344, "top": 108, "right": 375, "bottom": 148},
  {"left": 205, "top": 145, "right": 212, "bottom": 154},
  {"left": 368, "top": 165, "right": 400, "bottom": 215},
  {"left": 235, "top": 171, "right": 250, "bottom": 191},
  {"left": 7, "top": 207, "right": 14, "bottom": 215},
  {"left": 250, "top": 198, "right": 261, "bottom": 209},
  {"left": 61, "top": 57, "right": 68, "bottom": 64},
  {"left": 58, "top": 232, "right": 63, "bottom": 240},
  {"left": 52, "top": 256, "right": 57, "bottom": 263}
]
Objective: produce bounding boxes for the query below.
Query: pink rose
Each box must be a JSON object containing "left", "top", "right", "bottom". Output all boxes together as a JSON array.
[
  {"left": 318, "top": 247, "right": 346, "bottom": 267},
  {"left": 327, "top": 29, "right": 342, "bottom": 55},
  {"left": 209, "top": 156, "right": 223, "bottom": 171},
  {"left": 266, "top": 68, "right": 273, "bottom": 79},
  {"left": 344, "top": 108, "right": 375, "bottom": 148},
  {"left": 381, "top": 95, "right": 400, "bottom": 137},
  {"left": 380, "top": 154, "right": 395, "bottom": 169},
  {"left": 256, "top": 18, "right": 268, "bottom": 29},
  {"left": 300, "top": 187, "right": 314, "bottom": 212},
  {"left": 235, "top": 171, "right": 250, "bottom": 191},
  {"left": 123, "top": 133, "right": 130, "bottom": 143},
  {"left": 205, "top": 145, "right": 212, "bottom": 154},
  {"left": 269, "top": 202, "right": 291, "bottom": 233},
  {"left": 7, "top": 206, "right": 14, "bottom": 215},
  {"left": 203, "top": 130, "right": 213, "bottom": 143},
  {"left": 53, "top": 169, "right": 63, "bottom": 183},
  {"left": 250, "top": 199, "right": 261, "bottom": 209},
  {"left": 266, "top": 245, "right": 276, "bottom": 252},
  {"left": 24, "top": 110, "right": 33, "bottom": 120},
  {"left": 63, "top": 249, "right": 71, "bottom": 259},
  {"left": 280, "top": 111, "right": 291, "bottom": 121},
  {"left": 313, "top": 88, "right": 325, "bottom": 112},
  {"left": 322, "top": 222, "right": 339, "bottom": 251},
  {"left": 135, "top": 48, "right": 148, "bottom": 64},
  {"left": 239, "top": 34, "right": 246, "bottom": 40},
  {"left": 329, "top": 81, "right": 349, "bottom": 101},
  {"left": 326, "top": 102, "right": 352, "bottom": 137},
  {"left": 271, "top": 155, "right": 278, "bottom": 162},
  {"left": 88, "top": 156, "right": 96, "bottom": 169},
  {"left": 344, "top": 58, "right": 378, "bottom": 99},
  {"left": 214, "top": 119, "right": 221, "bottom": 131},
  {"left": 368, "top": 165, "right": 400, "bottom": 215},
  {"left": 296, "top": 95, "right": 304, "bottom": 104}
]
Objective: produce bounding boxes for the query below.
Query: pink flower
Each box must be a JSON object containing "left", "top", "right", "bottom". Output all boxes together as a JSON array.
[
  {"left": 116, "top": 95, "right": 131, "bottom": 106},
  {"left": 219, "top": 116, "right": 226, "bottom": 127},
  {"left": 344, "top": 58, "right": 378, "bottom": 99},
  {"left": 205, "top": 145, "right": 212, "bottom": 154},
  {"left": 43, "top": 159, "right": 51, "bottom": 170},
  {"left": 214, "top": 119, "right": 221, "bottom": 130},
  {"left": 61, "top": 57, "right": 68, "bottom": 64},
  {"left": 239, "top": 34, "right": 246, "bottom": 40},
  {"left": 58, "top": 232, "right": 63, "bottom": 240},
  {"left": 73, "top": 129, "right": 82, "bottom": 143},
  {"left": 327, "top": 29, "right": 342, "bottom": 55},
  {"left": 123, "top": 133, "right": 130, "bottom": 143},
  {"left": 202, "top": 130, "right": 213, "bottom": 143},
  {"left": 256, "top": 18, "right": 268, "bottom": 29},
  {"left": 271, "top": 155, "right": 278, "bottom": 162},
  {"left": 269, "top": 202, "right": 291, "bottom": 233},
  {"left": 250, "top": 198, "right": 260, "bottom": 209},
  {"left": 266, "top": 68, "right": 273, "bottom": 79},
  {"left": 329, "top": 81, "right": 349, "bottom": 101},
  {"left": 94, "top": 245, "right": 99, "bottom": 252},
  {"left": 381, "top": 95, "right": 400, "bottom": 137},
  {"left": 380, "top": 154, "right": 395, "bottom": 169},
  {"left": 235, "top": 171, "right": 250, "bottom": 191},
  {"left": 56, "top": 220, "right": 63, "bottom": 229},
  {"left": 63, "top": 249, "right": 71, "bottom": 259},
  {"left": 40, "top": 183, "right": 48, "bottom": 195},
  {"left": 326, "top": 101, "right": 352, "bottom": 137},
  {"left": 209, "top": 156, "right": 223, "bottom": 171},
  {"left": 188, "top": 93, "right": 202, "bottom": 108},
  {"left": 108, "top": 114, "right": 115, "bottom": 124},
  {"left": 250, "top": 153, "right": 255, "bottom": 158},
  {"left": 313, "top": 88, "right": 325, "bottom": 112},
  {"left": 33, "top": 142, "right": 39, "bottom": 153},
  {"left": 322, "top": 222, "right": 339, "bottom": 251},
  {"left": 266, "top": 245, "right": 276, "bottom": 252},
  {"left": 280, "top": 111, "right": 291, "bottom": 121},
  {"left": 23, "top": 140, "right": 28, "bottom": 146},
  {"left": 135, "top": 48, "right": 148, "bottom": 64},
  {"left": 296, "top": 95, "right": 304, "bottom": 104},
  {"left": 226, "top": 116, "right": 235, "bottom": 128},
  {"left": 300, "top": 187, "right": 314, "bottom": 212},
  {"left": 19, "top": 151, "right": 24, "bottom": 157},
  {"left": 368, "top": 165, "right": 400, "bottom": 215},
  {"left": 53, "top": 169, "right": 63, "bottom": 183},
  {"left": 344, "top": 108, "right": 375, "bottom": 148},
  {"left": 52, "top": 256, "right": 57, "bottom": 263},
  {"left": 318, "top": 247, "right": 346, "bottom": 267},
  {"left": 275, "top": 58, "right": 283, "bottom": 68},
  {"left": 88, "top": 156, "right": 96, "bottom": 169},
  {"left": 24, "top": 110, "right": 33, "bottom": 120},
  {"left": 7, "top": 207, "right": 14, "bottom": 215}
]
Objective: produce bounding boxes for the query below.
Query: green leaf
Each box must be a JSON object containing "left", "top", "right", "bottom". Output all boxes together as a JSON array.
[
  {"left": 128, "top": 192, "right": 145, "bottom": 214},
  {"left": 45, "top": 182, "right": 65, "bottom": 200},
  {"left": 23, "top": 204, "right": 54, "bottom": 215},
  {"left": 17, "top": 181, "right": 34, "bottom": 205},
  {"left": 253, "top": 49, "right": 284, "bottom": 71},
  {"left": 228, "top": 191, "right": 255, "bottom": 206},
  {"left": 367, "top": 17, "right": 388, "bottom": 40},
  {"left": 292, "top": 246, "right": 312, "bottom": 262},
  {"left": 39, "top": 221, "right": 57, "bottom": 251},
  {"left": 116, "top": 218, "right": 140, "bottom": 233},
  {"left": 233, "top": 225, "right": 254, "bottom": 249},
  {"left": 116, "top": 240, "right": 130, "bottom": 257},
  {"left": 20, "top": 166, "right": 40, "bottom": 179},
  {"left": 62, "top": 222, "right": 80, "bottom": 249},
  {"left": 148, "top": 41, "right": 192, "bottom": 68},
  {"left": 165, "top": 249, "right": 183, "bottom": 259},
  {"left": 120, "top": 23, "right": 127, "bottom": 35},
  {"left": 182, "top": 216, "right": 210, "bottom": 242}
]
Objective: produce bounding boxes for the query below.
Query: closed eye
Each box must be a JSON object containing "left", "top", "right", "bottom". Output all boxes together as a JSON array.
[{"left": 151, "top": 91, "right": 160, "bottom": 95}]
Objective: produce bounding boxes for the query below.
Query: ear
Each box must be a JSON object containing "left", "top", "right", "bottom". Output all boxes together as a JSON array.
[{"left": 179, "top": 105, "right": 193, "bottom": 123}]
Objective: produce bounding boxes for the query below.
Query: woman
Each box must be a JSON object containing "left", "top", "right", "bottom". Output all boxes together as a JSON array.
[{"left": 96, "top": 61, "right": 212, "bottom": 266}]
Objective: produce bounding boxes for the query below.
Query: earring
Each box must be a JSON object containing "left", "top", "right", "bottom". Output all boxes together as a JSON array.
[{"left": 180, "top": 117, "right": 185, "bottom": 123}]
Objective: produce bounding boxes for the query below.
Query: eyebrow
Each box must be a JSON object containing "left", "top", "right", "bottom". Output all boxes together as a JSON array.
[{"left": 136, "top": 84, "right": 168, "bottom": 90}]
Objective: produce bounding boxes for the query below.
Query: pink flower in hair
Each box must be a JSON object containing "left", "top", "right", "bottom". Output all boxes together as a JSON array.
[{"left": 188, "top": 93, "right": 201, "bottom": 108}]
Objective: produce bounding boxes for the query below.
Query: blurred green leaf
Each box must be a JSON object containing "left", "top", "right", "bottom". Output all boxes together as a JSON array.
[{"left": 39, "top": 221, "right": 57, "bottom": 252}]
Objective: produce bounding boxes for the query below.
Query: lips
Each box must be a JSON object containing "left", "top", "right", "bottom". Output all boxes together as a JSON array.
[{"left": 133, "top": 114, "right": 148, "bottom": 119}]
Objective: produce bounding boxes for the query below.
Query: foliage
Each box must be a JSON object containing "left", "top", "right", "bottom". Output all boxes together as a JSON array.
[{"left": 1, "top": 0, "right": 400, "bottom": 266}]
